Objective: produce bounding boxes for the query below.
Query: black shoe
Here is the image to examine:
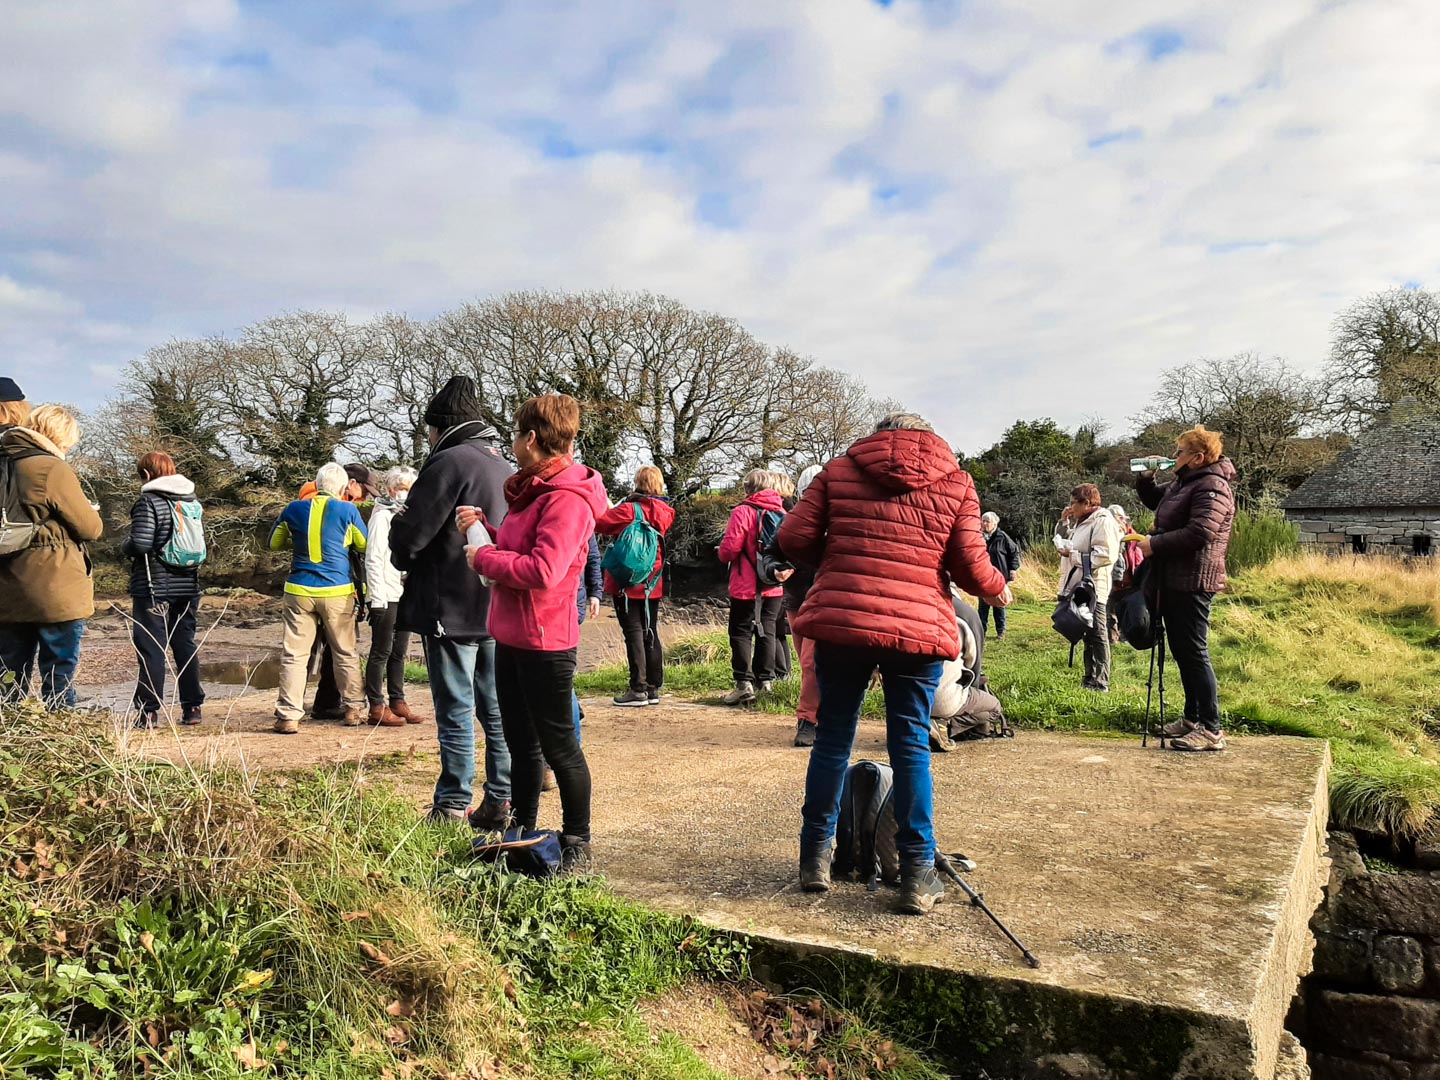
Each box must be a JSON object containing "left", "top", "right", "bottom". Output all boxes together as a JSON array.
[
  {"left": 895, "top": 861, "right": 946, "bottom": 915},
  {"left": 309, "top": 707, "right": 349, "bottom": 721},
  {"left": 793, "top": 719, "right": 817, "bottom": 748},
  {"left": 799, "top": 843, "right": 833, "bottom": 893},
  {"left": 180, "top": 706, "right": 203, "bottom": 726},
  {"left": 134, "top": 709, "right": 159, "bottom": 730},
  {"left": 559, "top": 835, "right": 593, "bottom": 876},
  {"left": 647, "top": 689, "right": 661, "bottom": 706},
  {"left": 468, "top": 794, "right": 511, "bottom": 832},
  {"left": 612, "top": 689, "right": 649, "bottom": 707}
]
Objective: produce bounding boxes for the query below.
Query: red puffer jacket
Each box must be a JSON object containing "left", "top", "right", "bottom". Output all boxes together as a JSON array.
[{"left": 778, "top": 429, "right": 1006, "bottom": 659}]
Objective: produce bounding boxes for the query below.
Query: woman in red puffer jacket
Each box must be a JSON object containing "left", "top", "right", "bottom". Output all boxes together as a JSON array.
[
  {"left": 595, "top": 465, "right": 675, "bottom": 707},
  {"left": 777, "top": 412, "right": 1012, "bottom": 916}
]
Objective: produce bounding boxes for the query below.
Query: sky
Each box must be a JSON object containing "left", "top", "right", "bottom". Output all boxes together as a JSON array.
[{"left": 3, "top": 0, "right": 1439, "bottom": 452}]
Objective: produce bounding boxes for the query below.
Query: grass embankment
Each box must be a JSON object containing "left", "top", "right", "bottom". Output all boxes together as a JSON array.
[
  {"left": 0, "top": 708, "right": 946, "bottom": 1079},
  {"left": 576, "top": 554, "right": 1440, "bottom": 840}
]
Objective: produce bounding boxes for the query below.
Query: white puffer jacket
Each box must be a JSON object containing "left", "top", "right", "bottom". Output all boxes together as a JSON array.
[
  {"left": 931, "top": 616, "right": 980, "bottom": 720},
  {"left": 1056, "top": 507, "right": 1121, "bottom": 605},
  {"left": 365, "top": 497, "right": 406, "bottom": 606}
]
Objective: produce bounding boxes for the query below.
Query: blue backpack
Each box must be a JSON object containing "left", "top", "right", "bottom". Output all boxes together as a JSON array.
[
  {"left": 471, "top": 827, "right": 563, "bottom": 878},
  {"left": 601, "top": 502, "right": 662, "bottom": 596}
]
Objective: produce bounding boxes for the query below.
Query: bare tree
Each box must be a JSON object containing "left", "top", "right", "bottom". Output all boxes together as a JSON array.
[
  {"left": 1137, "top": 352, "right": 1325, "bottom": 505},
  {"left": 1324, "top": 288, "right": 1440, "bottom": 430},
  {"left": 216, "top": 311, "right": 373, "bottom": 491},
  {"left": 366, "top": 313, "right": 452, "bottom": 465}
]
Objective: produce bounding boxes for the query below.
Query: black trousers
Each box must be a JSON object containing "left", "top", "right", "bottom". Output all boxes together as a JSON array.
[
  {"left": 495, "top": 644, "right": 590, "bottom": 841},
  {"left": 773, "top": 609, "right": 792, "bottom": 679},
  {"left": 613, "top": 596, "right": 663, "bottom": 691},
  {"left": 364, "top": 602, "right": 411, "bottom": 706},
  {"left": 132, "top": 596, "right": 204, "bottom": 712},
  {"left": 729, "top": 596, "right": 782, "bottom": 684},
  {"left": 1161, "top": 588, "right": 1220, "bottom": 731}
]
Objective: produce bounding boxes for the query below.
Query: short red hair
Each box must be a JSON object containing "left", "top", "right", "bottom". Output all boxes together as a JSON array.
[
  {"left": 137, "top": 451, "right": 177, "bottom": 479},
  {"left": 1177, "top": 425, "right": 1224, "bottom": 465},
  {"left": 514, "top": 394, "right": 580, "bottom": 458}
]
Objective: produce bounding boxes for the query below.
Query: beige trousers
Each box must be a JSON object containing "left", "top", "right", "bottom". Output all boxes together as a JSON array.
[{"left": 275, "top": 593, "right": 362, "bottom": 721}]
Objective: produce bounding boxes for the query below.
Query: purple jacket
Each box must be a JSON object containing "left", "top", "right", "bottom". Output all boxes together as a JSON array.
[{"left": 1137, "top": 458, "right": 1237, "bottom": 594}]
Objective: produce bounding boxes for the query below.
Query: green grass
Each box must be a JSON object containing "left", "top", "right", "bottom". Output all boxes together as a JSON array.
[{"left": 576, "top": 553, "right": 1440, "bottom": 839}]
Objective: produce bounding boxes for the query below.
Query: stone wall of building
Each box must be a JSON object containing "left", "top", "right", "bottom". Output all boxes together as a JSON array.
[
  {"left": 1286, "top": 507, "right": 1440, "bottom": 555},
  {"left": 1291, "top": 832, "right": 1440, "bottom": 1078}
]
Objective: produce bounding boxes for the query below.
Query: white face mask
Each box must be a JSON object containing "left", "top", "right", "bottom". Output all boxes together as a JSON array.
[{"left": 393, "top": 490, "right": 409, "bottom": 505}]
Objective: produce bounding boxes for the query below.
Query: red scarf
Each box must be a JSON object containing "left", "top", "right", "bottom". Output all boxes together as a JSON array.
[{"left": 504, "top": 454, "right": 573, "bottom": 509}]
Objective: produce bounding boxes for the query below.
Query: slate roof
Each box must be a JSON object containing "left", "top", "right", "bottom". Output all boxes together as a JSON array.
[{"left": 1284, "top": 405, "right": 1440, "bottom": 511}]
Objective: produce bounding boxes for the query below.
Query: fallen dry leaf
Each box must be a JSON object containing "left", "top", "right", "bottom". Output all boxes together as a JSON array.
[
  {"left": 358, "top": 941, "right": 393, "bottom": 967},
  {"left": 762, "top": 1054, "right": 784, "bottom": 1074},
  {"left": 234, "top": 1042, "right": 268, "bottom": 1070},
  {"left": 385, "top": 998, "right": 415, "bottom": 1018},
  {"left": 144, "top": 1023, "right": 161, "bottom": 1049},
  {"left": 341, "top": 911, "right": 372, "bottom": 922},
  {"left": 383, "top": 1025, "right": 409, "bottom": 1046},
  {"left": 139, "top": 932, "right": 155, "bottom": 955}
]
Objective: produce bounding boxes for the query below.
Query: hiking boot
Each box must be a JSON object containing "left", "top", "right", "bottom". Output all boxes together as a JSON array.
[
  {"left": 1082, "top": 680, "right": 1108, "bottom": 693},
  {"left": 542, "top": 767, "right": 557, "bottom": 792},
  {"left": 799, "top": 842, "right": 833, "bottom": 893},
  {"left": 428, "top": 806, "right": 467, "bottom": 824},
  {"left": 389, "top": 699, "right": 427, "bottom": 724},
  {"left": 368, "top": 704, "right": 406, "bottom": 727},
  {"left": 559, "top": 835, "right": 593, "bottom": 876},
  {"left": 134, "top": 709, "right": 159, "bottom": 731},
  {"left": 793, "top": 719, "right": 817, "bottom": 748},
  {"left": 310, "top": 706, "right": 348, "bottom": 721},
  {"left": 273, "top": 717, "right": 300, "bottom": 735},
  {"left": 341, "top": 709, "right": 364, "bottom": 727},
  {"left": 1168, "top": 727, "right": 1227, "bottom": 752},
  {"left": 895, "top": 861, "right": 946, "bottom": 916},
  {"left": 647, "top": 689, "right": 661, "bottom": 705},
  {"left": 1160, "top": 717, "right": 1198, "bottom": 739},
  {"left": 468, "top": 794, "right": 511, "bottom": 832},
  {"left": 722, "top": 681, "right": 756, "bottom": 706},
  {"left": 180, "top": 706, "right": 203, "bottom": 726},
  {"left": 612, "top": 688, "right": 649, "bottom": 708},
  {"left": 757, "top": 680, "right": 774, "bottom": 694}
]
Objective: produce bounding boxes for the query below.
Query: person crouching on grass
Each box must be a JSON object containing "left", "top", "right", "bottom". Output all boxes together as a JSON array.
[
  {"left": 778, "top": 412, "right": 1012, "bottom": 916},
  {"left": 458, "top": 394, "right": 607, "bottom": 874}
]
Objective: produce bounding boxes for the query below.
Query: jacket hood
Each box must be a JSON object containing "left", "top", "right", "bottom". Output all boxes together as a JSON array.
[
  {"left": 2, "top": 426, "right": 63, "bottom": 459},
  {"left": 1179, "top": 456, "right": 1238, "bottom": 484},
  {"left": 742, "top": 489, "right": 786, "bottom": 513},
  {"left": 528, "top": 462, "right": 609, "bottom": 517},
  {"left": 847, "top": 429, "right": 960, "bottom": 492},
  {"left": 141, "top": 474, "right": 196, "bottom": 498},
  {"left": 634, "top": 493, "right": 676, "bottom": 529}
]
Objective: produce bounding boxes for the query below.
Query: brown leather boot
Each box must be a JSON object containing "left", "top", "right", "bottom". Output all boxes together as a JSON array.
[
  {"left": 368, "top": 704, "right": 405, "bottom": 728},
  {"left": 389, "top": 699, "right": 427, "bottom": 725}
]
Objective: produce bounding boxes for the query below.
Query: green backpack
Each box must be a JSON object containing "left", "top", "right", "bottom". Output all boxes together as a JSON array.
[{"left": 601, "top": 502, "right": 661, "bottom": 597}]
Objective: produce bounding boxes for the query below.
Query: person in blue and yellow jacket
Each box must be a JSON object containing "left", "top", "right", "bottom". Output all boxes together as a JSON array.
[{"left": 269, "top": 462, "right": 368, "bottom": 734}]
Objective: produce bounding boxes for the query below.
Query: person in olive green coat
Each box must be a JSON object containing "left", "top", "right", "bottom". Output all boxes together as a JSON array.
[{"left": 0, "top": 405, "right": 104, "bottom": 709}]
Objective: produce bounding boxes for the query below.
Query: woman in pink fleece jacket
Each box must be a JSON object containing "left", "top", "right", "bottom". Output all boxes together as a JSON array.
[
  {"left": 460, "top": 394, "right": 607, "bottom": 873},
  {"left": 717, "top": 470, "right": 788, "bottom": 706}
]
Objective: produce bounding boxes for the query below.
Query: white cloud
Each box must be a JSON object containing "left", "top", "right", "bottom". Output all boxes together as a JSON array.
[{"left": 3, "top": 0, "right": 1440, "bottom": 452}]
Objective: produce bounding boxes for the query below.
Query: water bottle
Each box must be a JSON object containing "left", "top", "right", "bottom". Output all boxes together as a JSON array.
[{"left": 1129, "top": 456, "right": 1176, "bottom": 473}]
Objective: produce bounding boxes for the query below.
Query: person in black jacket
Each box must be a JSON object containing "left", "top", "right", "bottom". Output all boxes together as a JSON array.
[
  {"left": 389, "top": 376, "right": 515, "bottom": 826},
  {"left": 122, "top": 451, "right": 204, "bottom": 729},
  {"left": 979, "top": 512, "right": 1021, "bottom": 639}
]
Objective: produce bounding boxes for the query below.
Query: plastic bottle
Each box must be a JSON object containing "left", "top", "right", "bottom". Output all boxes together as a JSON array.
[{"left": 1129, "top": 456, "right": 1177, "bottom": 473}]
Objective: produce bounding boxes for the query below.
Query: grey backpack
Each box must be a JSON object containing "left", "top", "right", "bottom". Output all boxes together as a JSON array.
[{"left": 0, "top": 453, "right": 38, "bottom": 557}]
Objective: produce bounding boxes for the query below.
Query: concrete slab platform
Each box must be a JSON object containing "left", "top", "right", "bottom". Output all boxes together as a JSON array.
[{"left": 589, "top": 702, "right": 1330, "bottom": 1080}]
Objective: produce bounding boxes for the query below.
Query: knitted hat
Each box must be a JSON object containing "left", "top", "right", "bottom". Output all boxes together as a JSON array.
[
  {"left": 0, "top": 378, "right": 23, "bottom": 403},
  {"left": 423, "top": 375, "right": 482, "bottom": 430}
]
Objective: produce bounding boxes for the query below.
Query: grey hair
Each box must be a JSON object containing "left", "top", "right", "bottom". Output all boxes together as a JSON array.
[
  {"left": 796, "top": 464, "right": 822, "bottom": 499},
  {"left": 742, "top": 468, "right": 773, "bottom": 496},
  {"left": 1107, "top": 504, "right": 1128, "bottom": 522},
  {"left": 315, "top": 462, "right": 349, "bottom": 497},
  {"left": 874, "top": 411, "right": 933, "bottom": 433},
  {"left": 385, "top": 465, "right": 418, "bottom": 494},
  {"left": 981, "top": 511, "right": 999, "bottom": 525}
]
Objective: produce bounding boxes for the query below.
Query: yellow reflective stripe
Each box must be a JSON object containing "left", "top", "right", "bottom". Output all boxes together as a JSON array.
[
  {"left": 283, "top": 581, "right": 355, "bottom": 598},
  {"left": 269, "top": 522, "right": 291, "bottom": 552},
  {"left": 307, "top": 497, "right": 328, "bottom": 564},
  {"left": 346, "top": 523, "right": 367, "bottom": 553}
]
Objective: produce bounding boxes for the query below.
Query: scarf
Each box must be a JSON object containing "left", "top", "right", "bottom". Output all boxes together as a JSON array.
[{"left": 504, "top": 454, "right": 573, "bottom": 509}]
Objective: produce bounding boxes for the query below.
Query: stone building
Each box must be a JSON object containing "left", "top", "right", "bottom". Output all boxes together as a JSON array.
[{"left": 1283, "top": 406, "right": 1440, "bottom": 556}]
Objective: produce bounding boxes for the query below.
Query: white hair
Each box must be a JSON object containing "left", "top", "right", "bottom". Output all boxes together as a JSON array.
[
  {"left": 385, "top": 465, "right": 418, "bottom": 494},
  {"left": 1107, "top": 504, "right": 1129, "bottom": 522},
  {"left": 874, "top": 411, "right": 933, "bottom": 433},
  {"left": 981, "top": 511, "right": 999, "bottom": 525},
  {"left": 315, "top": 462, "right": 349, "bottom": 497},
  {"left": 796, "top": 464, "right": 823, "bottom": 499}
]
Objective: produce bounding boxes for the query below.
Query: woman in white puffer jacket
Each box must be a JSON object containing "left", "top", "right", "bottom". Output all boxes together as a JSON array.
[
  {"left": 364, "top": 466, "right": 424, "bottom": 726},
  {"left": 1055, "top": 484, "right": 1121, "bottom": 692}
]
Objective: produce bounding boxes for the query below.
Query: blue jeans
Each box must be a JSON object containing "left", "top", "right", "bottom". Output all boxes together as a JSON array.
[
  {"left": 801, "top": 642, "right": 944, "bottom": 864},
  {"left": 422, "top": 636, "right": 510, "bottom": 811},
  {"left": 573, "top": 693, "right": 583, "bottom": 745},
  {"left": 0, "top": 620, "right": 86, "bottom": 709}
]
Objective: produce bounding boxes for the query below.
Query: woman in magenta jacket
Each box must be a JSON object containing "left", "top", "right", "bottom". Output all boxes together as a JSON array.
[
  {"left": 717, "top": 471, "right": 787, "bottom": 705},
  {"left": 460, "top": 394, "right": 608, "bottom": 872}
]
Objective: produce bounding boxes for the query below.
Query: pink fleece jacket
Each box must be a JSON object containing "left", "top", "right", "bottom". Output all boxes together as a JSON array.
[
  {"left": 717, "top": 490, "right": 785, "bottom": 601},
  {"left": 473, "top": 463, "right": 608, "bottom": 651}
]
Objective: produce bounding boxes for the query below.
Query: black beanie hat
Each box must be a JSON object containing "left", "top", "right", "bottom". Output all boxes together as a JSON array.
[
  {"left": 0, "top": 378, "right": 22, "bottom": 403},
  {"left": 423, "top": 375, "right": 483, "bottom": 430}
]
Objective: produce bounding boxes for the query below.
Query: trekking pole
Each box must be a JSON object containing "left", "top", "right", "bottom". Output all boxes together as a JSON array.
[
  {"left": 1142, "top": 633, "right": 1157, "bottom": 748},
  {"left": 934, "top": 852, "right": 1040, "bottom": 968}
]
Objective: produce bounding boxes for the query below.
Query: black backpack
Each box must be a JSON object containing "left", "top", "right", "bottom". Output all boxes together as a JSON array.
[
  {"left": 0, "top": 449, "right": 41, "bottom": 558},
  {"left": 752, "top": 506, "right": 792, "bottom": 590},
  {"left": 833, "top": 761, "right": 900, "bottom": 889},
  {"left": 1113, "top": 558, "right": 1158, "bottom": 650}
]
